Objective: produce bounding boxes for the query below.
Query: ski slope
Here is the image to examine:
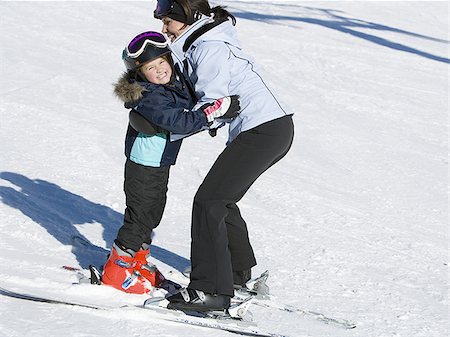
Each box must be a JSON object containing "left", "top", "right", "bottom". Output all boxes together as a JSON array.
[{"left": 0, "top": 1, "right": 448, "bottom": 336}]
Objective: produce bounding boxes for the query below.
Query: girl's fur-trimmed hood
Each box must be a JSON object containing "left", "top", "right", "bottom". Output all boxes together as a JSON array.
[{"left": 113, "top": 72, "right": 147, "bottom": 104}]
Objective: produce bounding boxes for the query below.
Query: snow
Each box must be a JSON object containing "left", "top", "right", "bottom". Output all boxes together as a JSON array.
[{"left": 0, "top": 1, "right": 448, "bottom": 337}]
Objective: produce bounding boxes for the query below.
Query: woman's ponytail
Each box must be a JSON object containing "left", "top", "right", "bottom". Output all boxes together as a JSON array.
[
  {"left": 178, "top": 0, "right": 236, "bottom": 25},
  {"left": 210, "top": 5, "right": 236, "bottom": 25}
]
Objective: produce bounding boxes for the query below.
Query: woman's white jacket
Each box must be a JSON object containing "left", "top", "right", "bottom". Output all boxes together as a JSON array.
[{"left": 169, "top": 16, "right": 290, "bottom": 144}]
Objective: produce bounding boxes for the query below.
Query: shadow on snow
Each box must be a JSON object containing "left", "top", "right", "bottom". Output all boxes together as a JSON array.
[
  {"left": 0, "top": 171, "right": 189, "bottom": 272},
  {"left": 232, "top": 3, "right": 449, "bottom": 64}
]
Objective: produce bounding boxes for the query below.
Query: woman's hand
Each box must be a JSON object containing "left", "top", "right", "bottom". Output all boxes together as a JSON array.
[{"left": 199, "top": 95, "right": 240, "bottom": 123}]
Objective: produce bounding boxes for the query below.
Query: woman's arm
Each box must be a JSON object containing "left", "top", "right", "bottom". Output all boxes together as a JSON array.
[{"left": 189, "top": 41, "right": 234, "bottom": 109}]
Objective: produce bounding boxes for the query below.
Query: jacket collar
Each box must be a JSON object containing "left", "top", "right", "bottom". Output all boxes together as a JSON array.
[{"left": 169, "top": 15, "right": 213, "bottom": 63}]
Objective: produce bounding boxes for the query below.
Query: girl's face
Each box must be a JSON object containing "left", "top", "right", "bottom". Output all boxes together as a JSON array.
[
  {"left": 161, "top": 17, "right": 189, "bottom": 42},
  {"left": 140, "top": 56, "right": 172, "bottom": 84}
]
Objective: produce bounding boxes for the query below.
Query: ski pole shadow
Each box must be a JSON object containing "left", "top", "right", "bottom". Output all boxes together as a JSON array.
[
  {"left": 0, "top": 171, "right": 190, "bottom": 271},
  {"left": 232, "top": 3, "right": 449, "bottom": 64}
]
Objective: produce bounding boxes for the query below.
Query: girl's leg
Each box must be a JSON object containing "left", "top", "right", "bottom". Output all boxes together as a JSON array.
[
  {"left": 116, "top": 160, "right": 170, "bottom": 252},
  {"left": 189, "top": 115, "right": 294, "bottom": 296},
  {"left": 103, "top": 161, "right": 170, "bottom": 293}
]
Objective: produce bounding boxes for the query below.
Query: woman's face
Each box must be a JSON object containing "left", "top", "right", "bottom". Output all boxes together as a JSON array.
[
  {"left": 161, "top": 16, "right": 188, "bottom": 42},
  {"left": 140, "top": 57, "right": 172, "bottom": 84}
]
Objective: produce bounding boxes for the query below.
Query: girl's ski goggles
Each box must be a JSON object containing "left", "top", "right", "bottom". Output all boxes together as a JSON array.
[
  {"left": 125, "top": 31, "right": 168, "bottom": 58},
  {"left": 154, "top": 0, "right": 175, "bottom": 19}
]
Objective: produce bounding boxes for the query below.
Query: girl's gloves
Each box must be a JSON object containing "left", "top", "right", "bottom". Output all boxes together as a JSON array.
[{"left": 199, "top": 95, "right": 240, "bottom": 124}]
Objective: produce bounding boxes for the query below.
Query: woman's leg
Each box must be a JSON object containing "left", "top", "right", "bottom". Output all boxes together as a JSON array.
[
  {"left": 189, "top": 116, "right": 294, "bottom": 296},
  {"left": 225, "top": 203, "right": 255, "bottom": 273}
]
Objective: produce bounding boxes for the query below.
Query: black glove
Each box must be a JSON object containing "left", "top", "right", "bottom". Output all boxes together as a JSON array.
[
  {"left": 129, "top": 110, "right": 161, "bottom": 135},
  {"left": 199, "top": 95, "right": 240, "bottom": 123}
]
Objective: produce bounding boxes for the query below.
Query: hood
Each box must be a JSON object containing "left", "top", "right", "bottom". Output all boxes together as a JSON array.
[
  {"left": 170, "top": 16, "right": 241, "bottom": 61},
  {"left": 197, "top": 19, "right": 241, "bottom": 48},
  {"left": 113, "top": 72, "right": 148, "bottom": 104}
]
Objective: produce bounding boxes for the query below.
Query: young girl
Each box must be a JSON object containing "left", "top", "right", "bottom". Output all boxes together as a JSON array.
[
  {"left": 102, "top": 31, "right": 240, "bottom": 294},
  {"left": 154, "top": 0, "right": 294, "bottom": 312}
]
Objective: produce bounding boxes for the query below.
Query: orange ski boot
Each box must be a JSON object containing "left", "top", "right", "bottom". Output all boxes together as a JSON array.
[
  {"left": 134, "top": 244, "right": 166, "bottom": 287},
  {"left": 102, "top": 243, "right": 153, "bottom": 294}
]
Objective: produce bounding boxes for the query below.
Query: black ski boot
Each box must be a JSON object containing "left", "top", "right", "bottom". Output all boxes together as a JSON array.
[
  {"left": 233, "top": 269, "right": 251, "bottom": 289},
  {"left": 167, "top": 288, "right": 231, "bottom": 312}
]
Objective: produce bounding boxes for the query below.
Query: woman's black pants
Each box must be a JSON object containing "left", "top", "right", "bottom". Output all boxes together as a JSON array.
[{"left": 189, "top": 115, "right": 294, "bottom": 296}]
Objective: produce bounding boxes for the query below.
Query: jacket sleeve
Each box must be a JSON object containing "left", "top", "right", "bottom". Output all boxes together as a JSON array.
[
  {"left": 189, "top": 41, "right": 233, "bottom": 110},
  {"left": 134, "top": 89, "right": 208, "bottom": 135}
]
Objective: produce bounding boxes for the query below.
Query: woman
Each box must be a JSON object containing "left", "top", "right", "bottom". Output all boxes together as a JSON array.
[{"left": 154, "top": 0, "right": 295, "bottom": 312}]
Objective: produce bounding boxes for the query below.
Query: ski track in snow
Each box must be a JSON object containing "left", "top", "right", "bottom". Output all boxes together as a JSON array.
[{"left": 0, "top": 1, "right": 448, "bottom": 337}]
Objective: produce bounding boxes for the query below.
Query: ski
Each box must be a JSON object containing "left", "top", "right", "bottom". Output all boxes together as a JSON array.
[
  {"left": 142, "top": 296, "right": 286, "bottom": 336},
  {"left": 181, "top": 268, "right": 356, "bottom": 329},
  {"left": 62, "top": 265, "right": 103, "bottom": 285},
  {"left": 245, "top": 295, "right": 356, "bottom": 329},
  {"left": 235, "top": 271, "right": 356, "bottom": 330},
  {"left": 0, "top": 286, "right": 111, "bottom": 310},
  {"left": 69, "top": 235, "right": 355, "bottom": 330},
  {"left": 0, "top": 286, "right": 286, "bottom": 337}
]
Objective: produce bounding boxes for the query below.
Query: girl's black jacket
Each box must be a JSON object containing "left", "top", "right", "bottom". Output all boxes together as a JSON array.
[{"left": 114, "top": 73, "right": 207, "bottom": 167}]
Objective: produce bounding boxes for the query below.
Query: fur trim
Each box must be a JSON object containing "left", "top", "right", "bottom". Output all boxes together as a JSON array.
[{"left": 113, "top": 73, "right": 147, "bottom": 103}]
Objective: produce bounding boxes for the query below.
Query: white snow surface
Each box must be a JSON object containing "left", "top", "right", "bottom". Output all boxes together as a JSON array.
[{"left": 0, "top": 1, "right": 448, "bottom": 337}]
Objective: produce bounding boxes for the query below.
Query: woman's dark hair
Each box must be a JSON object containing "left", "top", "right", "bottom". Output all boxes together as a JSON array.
[{"left": 178, "top": 0, "right": 236, "bottom": 25}]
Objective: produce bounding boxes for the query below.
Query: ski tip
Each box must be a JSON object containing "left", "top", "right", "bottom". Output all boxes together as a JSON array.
[{"left": 62, "top": 265, "right": 81, "bottom": 271}]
